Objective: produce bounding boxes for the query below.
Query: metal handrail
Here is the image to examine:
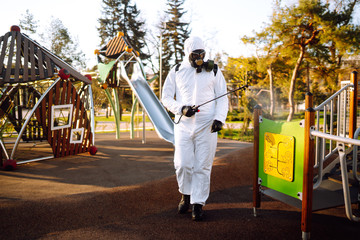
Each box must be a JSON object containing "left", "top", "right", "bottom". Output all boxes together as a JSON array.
[
  {"left": 338, "top": 144, "right": 360, "bottom": 222},
  {"left": 311, "top": 130, "right": 360, "bottom": 145},
  {"left": 310, "top": 130, "right": 360, "bottom": 222},
  {"left": 314, "top": 84, "right": 353, "bottom": 111},
  {"left": 312, "top": 83, "right": 354, "bottom": 189}
]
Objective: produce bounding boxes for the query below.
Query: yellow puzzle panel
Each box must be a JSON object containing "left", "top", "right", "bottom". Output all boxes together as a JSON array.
[{"left": 264, "top": 132, "right": 295, "bottom": 182}]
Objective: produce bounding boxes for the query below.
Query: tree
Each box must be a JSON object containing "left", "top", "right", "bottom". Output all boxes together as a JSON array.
[
  {"left": 45, "top": 17, "right": 86, "bottom": 69},
  {"left": 223, "top": 56, "right": 265, "bottom": 120},
  {"left": 308, "top": 0, "right": 360, "bottom": 90},
  {"left": 242, "top": 30, "right": 284, "bottom": 116},
  {"left": 271, "top": 1, "right": 324, "bottom": 121},
  {"left": 91, "top": 78, "right": 109, "bottom": 113},
  {"left": 19, "top": 9, "right": 39, "bottom": 36},
  {"left": 159, "top": 0, "right": 191, "bottom": 85},
  {"left": 98, "top": 0, "right": 149, "bottom": 61},
  {"left": 243, "top": 0, "right": 360, "bottom": 121}
]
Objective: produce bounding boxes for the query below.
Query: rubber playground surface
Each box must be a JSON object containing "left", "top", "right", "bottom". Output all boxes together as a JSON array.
[{"left": 0, "top": 131, "right": 360, "bottom": 240}]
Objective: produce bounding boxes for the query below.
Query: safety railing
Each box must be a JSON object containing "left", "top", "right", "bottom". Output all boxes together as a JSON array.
[
  {"left": 311, "top": 71, "right": 359, "bottom": 215},
  {"left": 301, "top": 71, "right": 359, "bottom": 239},
  {"left": 311, "top": 129, "right": 360, "bottom": 222},
  {"left": 312, "top": 82, "right": 355, "bottom": 189}
]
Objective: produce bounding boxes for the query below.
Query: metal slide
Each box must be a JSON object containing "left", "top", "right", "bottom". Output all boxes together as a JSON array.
[{"left": 119, "top": 60, "right": 174, "bottom": 144}]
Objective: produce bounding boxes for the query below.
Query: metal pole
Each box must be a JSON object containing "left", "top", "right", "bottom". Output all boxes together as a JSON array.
[
  {"left": 253, "top": 105, "right": 262, "bottom": 217},
  {"left": 0, "top": 139, "right": 9, "bottom": 160},
  {"left": 10, "top": 77, "right": 61, "bottom": 159},
  {"left": 338, "top": 143, "right": 360, "bottom": 222},
  {"left": 137, "top": 101, "right": 139, "bottom": 138},
  {"left": 87, "top": 85, "right": 96, "bottom": 146},
  {"left": 159, "top": 22, "right": 168, "bottom": 100},
  {"left": 159, "top": 31, "right": 163, "bottom": 100},
  {"left": 142, "top": 109, "right": 146, "bottom": 144},
  {"left": 113, "top": 87, "right": 122, "bottom": 139}
]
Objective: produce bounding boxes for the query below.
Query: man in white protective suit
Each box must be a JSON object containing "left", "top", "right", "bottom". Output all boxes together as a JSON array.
[{"left": 161, "top": 36, "right": 229, "bottom": 221}]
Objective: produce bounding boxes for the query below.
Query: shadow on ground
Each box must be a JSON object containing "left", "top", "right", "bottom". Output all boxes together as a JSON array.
[{"left": 0, "top": 132, "right": 359, "bottom": 239}]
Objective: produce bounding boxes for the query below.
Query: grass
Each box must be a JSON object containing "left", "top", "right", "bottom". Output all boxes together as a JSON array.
[
  {"left": 95, "top": 111, "right": 308, "bottom": 143},
  {"left": 0, "top": 111, "right": 305, "bottom": 143},
  {"left": 219, "top": 129, "right": 254, "bottom": 142},
  {"left": 93, "top": 110, "right": 339, "bottom": 144},
  {"left": 219, "top": 111, "right": 308, "bottom": 143},
  {"left": 95, "top": 115, "right": 255, "bottom": 142},
  {"left": 95, "top": 115, "right": 150, "bottom": 122}
]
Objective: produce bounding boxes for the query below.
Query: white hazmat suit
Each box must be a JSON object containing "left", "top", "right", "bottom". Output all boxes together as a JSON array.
[{"left": 162, "top": 36, "right": 229, "bottom": 205}]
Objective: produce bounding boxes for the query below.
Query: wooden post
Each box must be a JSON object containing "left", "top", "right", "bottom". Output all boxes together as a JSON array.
[
  {"left": 349, "top": 71, "right": 358, "bottom": 139},
  {"left": 0, "top": 147, "right": 2, "bottom": 166},
  {"left": 301, "top": 93, "right": 315, "bottom": 240},
  {"left": 305, "top": 92, "right": 313, "bottom": 109},
  {"left": 350, "top": 71, "right": 360, "bottom": 212},
  {"left": 253, "top": 105, "right": 262, "bottom": 216}
]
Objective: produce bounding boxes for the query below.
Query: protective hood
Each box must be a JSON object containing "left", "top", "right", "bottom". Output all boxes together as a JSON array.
[{"left": 184, "top": 36, "right": 205, "bottom": 58}]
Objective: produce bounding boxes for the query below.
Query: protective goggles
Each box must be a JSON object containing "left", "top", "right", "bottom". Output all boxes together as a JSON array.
[{"left": 190, "top": 50, "right": 205, "bottom": 60}]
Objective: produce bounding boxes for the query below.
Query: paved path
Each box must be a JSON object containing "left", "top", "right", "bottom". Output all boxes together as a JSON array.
[
  {"left": 0, "top": 131, "right": 250, "bottom": 201},
  {"left": 0, "top": 132, "right": 359, "bottom": 240}
]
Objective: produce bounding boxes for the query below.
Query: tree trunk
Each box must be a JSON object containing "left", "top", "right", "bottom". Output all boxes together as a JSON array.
[
  {"left": 287, "top": 47, "right": 305, "bottom": 122},
  {"left": 267, "top": 64, "right": 275, "bottom": 116},
  {"left": 229, "top": 93, "right": 233, "bottom": 112}
]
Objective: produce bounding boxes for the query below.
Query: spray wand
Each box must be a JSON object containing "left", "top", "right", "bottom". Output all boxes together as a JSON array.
[
  {"left": 192, "top": 84, "right": 248, "bottom": 112},
  {"left": 174, "top": 84, "right": 249, "bottom": 124}
]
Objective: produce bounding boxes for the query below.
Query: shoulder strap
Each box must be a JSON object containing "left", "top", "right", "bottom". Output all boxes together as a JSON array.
[
  {"left": 213, "top": 64, "right": 218, "bottom": 76},
  {"left": 175, "top": 63, "right": 217, "bottom": 76},
  {"left": 175, "top": 64, "right": 181, "bottom": 72}
]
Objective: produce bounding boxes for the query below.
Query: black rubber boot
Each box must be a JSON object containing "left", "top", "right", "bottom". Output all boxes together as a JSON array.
[
  {"left": 192, "top": 204, "right": 203, "bottom": 221},
  {"left": 178, "top": 194, "right": 190, "bottom": 214}
]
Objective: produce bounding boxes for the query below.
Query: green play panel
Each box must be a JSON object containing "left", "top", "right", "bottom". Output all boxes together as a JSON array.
[{"left": 259, "top": 118, "right": 305, "bottom": 200}]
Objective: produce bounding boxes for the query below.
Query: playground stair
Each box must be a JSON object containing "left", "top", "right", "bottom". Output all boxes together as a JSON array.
[
  {"left": 263, "top": 155, "right": 359, "bottom": 212},
  {"left": 253, "top": 72, "right": 360, "bottom": 239}
]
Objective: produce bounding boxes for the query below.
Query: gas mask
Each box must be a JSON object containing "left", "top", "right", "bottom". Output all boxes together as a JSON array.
[
  {"left": 189, "top": 49, "right": 205, "bottom": 73},
  {"left": 189, "top": 49, "right": 215, "bottom": 73}
]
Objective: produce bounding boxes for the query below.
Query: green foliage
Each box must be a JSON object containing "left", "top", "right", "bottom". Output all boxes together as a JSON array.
[
  {"left": 95, "top": 114, "right": 150, "bottom": 123},
  {"left": 311, "top": 81, "right": 328, "bottom": 106},
  {"left": 98, "top": 0, "right": 150, "bottom": 61},
  {"left": 91, "top": 78, "right": 109, "bottom": 111},
  {"left": 159, "top": 0, "right": 191, "bottom": 88},
  {"left": 45, "top": 18, "right": 87, "bottom": 69},
  {"left": 226, "top": 110, "right": 247, "bottom": 122},
  {"left": 18, "top": 10, "right": 87, "bottom": 70},
  {"left": 19, "top": 9, "right": 38, "bottom": 36},
  {"left": 236, "top": 0, "right": 360, "bottom": 122},
  {"left": 218, "top": 128, "right": 254, "bottom": 142}
]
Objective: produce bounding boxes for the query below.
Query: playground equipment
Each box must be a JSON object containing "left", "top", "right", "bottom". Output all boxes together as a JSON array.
[
  {"left": 95, "top": 32, "right": 174, "bottom": 143},
  {"left": 253, "top": 71, "right": 360, "bottom": 239},
  {"left": 0, "top": 26, "right": 96, "bottom": 170}
]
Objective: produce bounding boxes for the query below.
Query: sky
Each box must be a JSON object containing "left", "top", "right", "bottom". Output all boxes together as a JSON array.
[{"left": 1, "top": 0, "right": 358, "bottom": 71}]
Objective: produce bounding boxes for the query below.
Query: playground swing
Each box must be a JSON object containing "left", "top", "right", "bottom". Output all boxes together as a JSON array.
[{"left": 253, "top": 71, "right": 360, "bottom": 240}]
